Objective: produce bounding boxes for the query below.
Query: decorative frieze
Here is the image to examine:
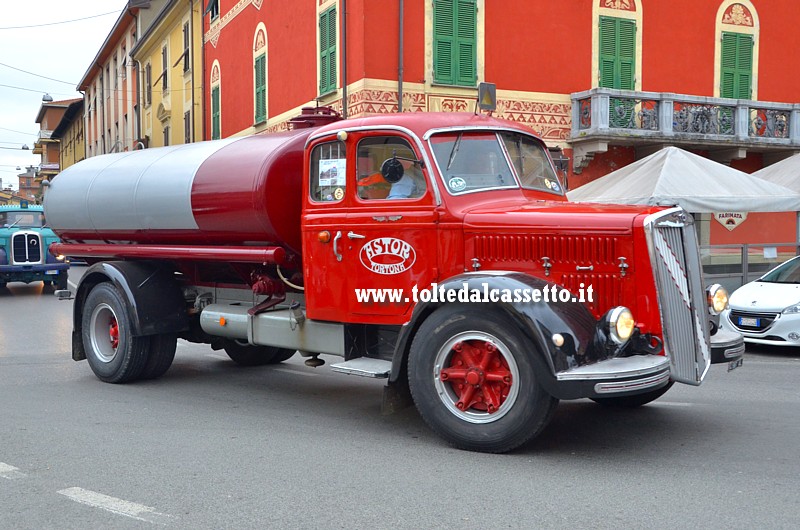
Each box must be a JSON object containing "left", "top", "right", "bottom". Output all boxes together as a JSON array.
[
  {"left": 722, "top": 4, "right": 754, "bottom": 26},
  {"left": 205, "top": 0, "right": 263, "bottom": 49}
]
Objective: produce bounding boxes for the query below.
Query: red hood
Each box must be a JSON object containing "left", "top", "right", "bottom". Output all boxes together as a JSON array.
[{"left": 463, "top": 200, "right": 665, "bottom": 234}]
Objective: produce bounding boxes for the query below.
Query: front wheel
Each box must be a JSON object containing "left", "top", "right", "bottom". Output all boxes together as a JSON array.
[
  {"left": 82, "top": 283, "right": 149, "bottom": 383},
  {"left": 408, "top": 306, "right": 558, "bottom": 453},
  {"left": 590, "top": 381, "right": 674, "bottom": 408}
]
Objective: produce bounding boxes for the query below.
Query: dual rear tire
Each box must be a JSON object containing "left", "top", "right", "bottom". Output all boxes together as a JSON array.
[{"left": 82, "top": 283, "right": 176, "bottom": 383}]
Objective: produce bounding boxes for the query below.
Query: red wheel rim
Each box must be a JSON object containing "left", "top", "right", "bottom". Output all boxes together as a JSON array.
[
  {"left": 438, "top": 339, "right": 513, "bottom": 415},
  {"left": 109, "top": 317, "right": 119, "bottom": 350}
]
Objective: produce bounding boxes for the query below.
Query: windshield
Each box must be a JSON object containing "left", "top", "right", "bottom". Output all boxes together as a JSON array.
[
  {"left": 0, "top": 211, "right": 45, "bottom": 228},
  {"left": 429, "top": 130, "right": 562, "bottom": 196},
  {"left": 759, "top": 256, "right": 800, "bottom": 283}
]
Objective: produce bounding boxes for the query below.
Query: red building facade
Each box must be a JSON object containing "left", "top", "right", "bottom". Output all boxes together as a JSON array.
[{"left": 202, "top": 0, "right": 800, "bottom": 183}]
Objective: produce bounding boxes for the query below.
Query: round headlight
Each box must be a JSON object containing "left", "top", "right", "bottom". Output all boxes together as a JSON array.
[
  {"left": 608, "top": 306, "right": 635, "bottom": 344},
  {"left": 706, "top": 284, "right": 728, "bottom": 315}
]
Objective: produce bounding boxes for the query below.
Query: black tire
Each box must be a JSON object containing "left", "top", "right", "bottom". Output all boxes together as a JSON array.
[
  {"left": 223, "top": 340, "right": 289, "bottom": 366},
  {"left": 408, "top": 306, "right": 558, "bottom": 453},
  {"left": 82, "top": 282, "right": 149, "bottom": 383},
  {"left": 55, "top": 271, "right": 68, "bottom": 290},
  {"left": 591, "top": 381, "right": 674, "bottom": 408},
  {"left": 266, "top": 349, "right": 296, "bottom": 364},
  {"left": 140, "top": 333, "right": 178, "bottom": 380}
]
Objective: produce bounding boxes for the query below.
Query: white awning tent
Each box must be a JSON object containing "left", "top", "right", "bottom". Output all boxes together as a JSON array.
[
  {"left": 567, "top": 146, "right": 800, "bottom": 213},
  {"left": 752, "top": 152, "right": 800, "bottom": 192}
]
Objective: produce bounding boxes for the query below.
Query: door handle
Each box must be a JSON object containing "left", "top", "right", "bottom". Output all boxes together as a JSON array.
[
  {"left": 333, "top": 231, "right": 342, "bottom": 262},
  {"left": 347, "top": 231, "right": 365, "bottom": 240}
]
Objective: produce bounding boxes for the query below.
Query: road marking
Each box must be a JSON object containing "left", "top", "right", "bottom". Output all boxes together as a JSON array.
[
  {"left": 58, "top": 487, "right": 171, "bottom": 525},
  {"left": 0, "top": 462, "right": 26, "bottom": 479},
  {"left": 650, "top": 401, "right": 693, "bottom": 407},
  {"left": 273, "top": 366, "right": 320, "bottom": 377}
]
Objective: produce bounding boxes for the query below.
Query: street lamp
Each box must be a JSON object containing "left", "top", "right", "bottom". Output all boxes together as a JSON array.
[
  {"left": 21, "top": 144, "right": 29, "bottom": 150},
  {"left": 42, "top": 93, "right": 54, "bottom": 103}
]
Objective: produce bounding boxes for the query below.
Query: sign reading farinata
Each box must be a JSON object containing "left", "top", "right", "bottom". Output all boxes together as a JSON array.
[
  {"left": 360, "top": 237, "right": 416, "bottom": 275},
  {"left": 714, "top": 212, "right": 747, "bottom": 231}
]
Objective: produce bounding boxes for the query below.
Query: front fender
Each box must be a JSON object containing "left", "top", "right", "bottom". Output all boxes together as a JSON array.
[
  {"left": 390, "top": 272, "right": 600, "bottom": 398},
  {"left": 71, "top": 261, "right": 189, "bottom": 361}
]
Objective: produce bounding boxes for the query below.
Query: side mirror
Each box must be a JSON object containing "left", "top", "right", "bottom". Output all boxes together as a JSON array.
[{"left": 381, "top": 157, "right": 404, "bottom": 183}]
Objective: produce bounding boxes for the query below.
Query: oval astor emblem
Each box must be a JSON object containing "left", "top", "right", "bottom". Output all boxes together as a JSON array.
[{"left": 359, "top": 237, "right": 416, "bottom": 275}]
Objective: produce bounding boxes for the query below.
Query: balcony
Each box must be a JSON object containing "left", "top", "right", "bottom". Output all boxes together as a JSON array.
[{"left": 570, "top": 88, "right": 800, "bottom": 172}]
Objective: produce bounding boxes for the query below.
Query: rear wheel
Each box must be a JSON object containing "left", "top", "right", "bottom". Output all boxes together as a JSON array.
[
  {"left": 591, "top": 382, "right": 674, "bottom": 408},
  {"left": 408, "top": 306, "right": 558, "bottom": 453},
  {"left": 140, "top": 334, "right": 177, "bottom": 380},
  {"left": 223, "top": 340, "right": 294, "bottom": 366},
  {"left": 82, "top": 283, "right": 149, "bottom": 383}
]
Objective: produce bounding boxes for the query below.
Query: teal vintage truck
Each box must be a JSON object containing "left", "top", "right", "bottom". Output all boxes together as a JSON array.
[{"left": 0, "top": 203, "right": 68, "bottom": 289}]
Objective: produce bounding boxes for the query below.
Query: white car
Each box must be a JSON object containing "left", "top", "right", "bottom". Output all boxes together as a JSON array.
[{"left": 720, "top": 255, "right": 800, "bottom": 346}]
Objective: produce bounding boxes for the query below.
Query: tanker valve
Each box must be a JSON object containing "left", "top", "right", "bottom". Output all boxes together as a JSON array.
[
  {"left": 251, "top": 273, "right": 282, "bottom": 296},
  {"left": 290, "top": 300, "right": 306, "bottom": 326}
]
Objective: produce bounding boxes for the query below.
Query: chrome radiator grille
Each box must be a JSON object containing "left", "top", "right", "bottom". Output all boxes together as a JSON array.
[
  {"left": 646, "top": 209, "right": 711, "bottom": 385},
  {"left": 11, "top": 232, "right": 42, "bottom": 264}
]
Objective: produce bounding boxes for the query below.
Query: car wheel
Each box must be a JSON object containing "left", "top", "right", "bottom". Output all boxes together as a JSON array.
[
  {"left": 82, "top": 282, "right": 149, "bottom": 383},
  {"left": 55, "top": 271, "right": 68, "bottom": 290},
  {"left": 408, "top": 306, "right": 558, "bottom": 453}
]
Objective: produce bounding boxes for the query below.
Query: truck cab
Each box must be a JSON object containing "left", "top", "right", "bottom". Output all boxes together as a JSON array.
[{"left": 0, "top": 203, "right": 69, "bottom": 289}]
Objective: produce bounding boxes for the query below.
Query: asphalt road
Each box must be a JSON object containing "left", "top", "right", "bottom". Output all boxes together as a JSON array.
[{"left": 0, "top": 267, "right": 798, "bottom": 529}]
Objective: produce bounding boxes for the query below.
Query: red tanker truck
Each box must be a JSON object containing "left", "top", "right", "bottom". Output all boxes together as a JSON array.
[{"left": 44, "top": 108, "right": 743, "bottom": 453}]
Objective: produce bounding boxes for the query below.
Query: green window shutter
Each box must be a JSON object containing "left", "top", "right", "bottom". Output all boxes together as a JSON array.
[
  {"left": 319, "top": 7, "right": 337, "bottom": 94},
  {"left": 433, "top": 0, "right": 455, "bottom": 85},
  {"left": 455, "top": 0, "right": 477, "bottom": 86},
  {"left": 211, "top": 86, "right": 220, "bottom": 140},
  {"left": 434, "top": 0, "right": 476, "bottom": 87},
  {"left": 618, "top": 19, "right": 636, "bottom": 90},
  {"left": 720, "top": 32, "right": 753, "bottom": 99},
  {"left": 327, "top": 8, "right": 337, "bottom": 92},
  {"left": 599, "top": 16, "right": 636, "bottom": 89},
  {"left": 254, "top": 54, "right": 266, "bottom": 123}
]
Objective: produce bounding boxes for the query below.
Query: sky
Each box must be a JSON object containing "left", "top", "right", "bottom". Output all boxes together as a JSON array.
[{"left": 0, "top": 1, "right": 128, "bottom": 190}]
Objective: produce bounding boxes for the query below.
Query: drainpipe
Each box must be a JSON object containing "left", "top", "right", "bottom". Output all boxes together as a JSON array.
[
  {"left": 201, "top": 3, "right": 206, "bottom": 140},
  {"left": 398, "top": 0, "right": 404, "bottom": 112},
  {"left": 341, "top": 0, "right": 347, "bottom": 118},
  {"left": 190, "top": 0, "right": 196, "bottom": 142},
  {"left": 98, "top": 66, "right": 106, "bottom": 154}
]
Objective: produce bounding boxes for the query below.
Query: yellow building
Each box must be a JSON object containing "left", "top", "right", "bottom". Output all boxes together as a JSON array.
[
  {"left": 131, "top": 0, "right": 203, "bottom": 148},
  {"left": 51, "top": 99, "right": 85, "bottom": 171}
]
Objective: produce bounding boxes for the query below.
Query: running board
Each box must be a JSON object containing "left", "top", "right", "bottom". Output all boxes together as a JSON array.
[{"left": 330, "top": 358, "right": 392, "bottom": 378}]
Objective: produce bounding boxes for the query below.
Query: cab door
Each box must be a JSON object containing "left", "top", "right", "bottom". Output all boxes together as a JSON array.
[
  {"left": 341, "top": 133, "right": 439, "bottom": 323},
  {"left": 302, "top": 137, "right": 352, "bottom": 322},
  {"left": 302, "top": 132, "right": 439, "bottom": 325}
]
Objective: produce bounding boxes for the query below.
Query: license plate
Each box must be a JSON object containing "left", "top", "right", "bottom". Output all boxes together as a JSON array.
[
  {"left": 45, "top": 270, "right": 58, "bottom": 275},
  {"left": 738, "top": 316, "right": 759, "bottom": 327},
  {"left": 728, "top": 357, "right": 743, "bottom": 372}
]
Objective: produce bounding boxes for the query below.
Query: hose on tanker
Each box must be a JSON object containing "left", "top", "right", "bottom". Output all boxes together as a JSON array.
[{"left": 277, "top": 264, "right": 304, "bottom": 291}]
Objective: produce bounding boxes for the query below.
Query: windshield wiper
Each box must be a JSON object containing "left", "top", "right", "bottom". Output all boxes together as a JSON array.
[
  {"left": 446, "top": 133, "right": 463, "bottom": 171},
  {"left": 6, "top": 218, "right": 20, "bottom": 228}
]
